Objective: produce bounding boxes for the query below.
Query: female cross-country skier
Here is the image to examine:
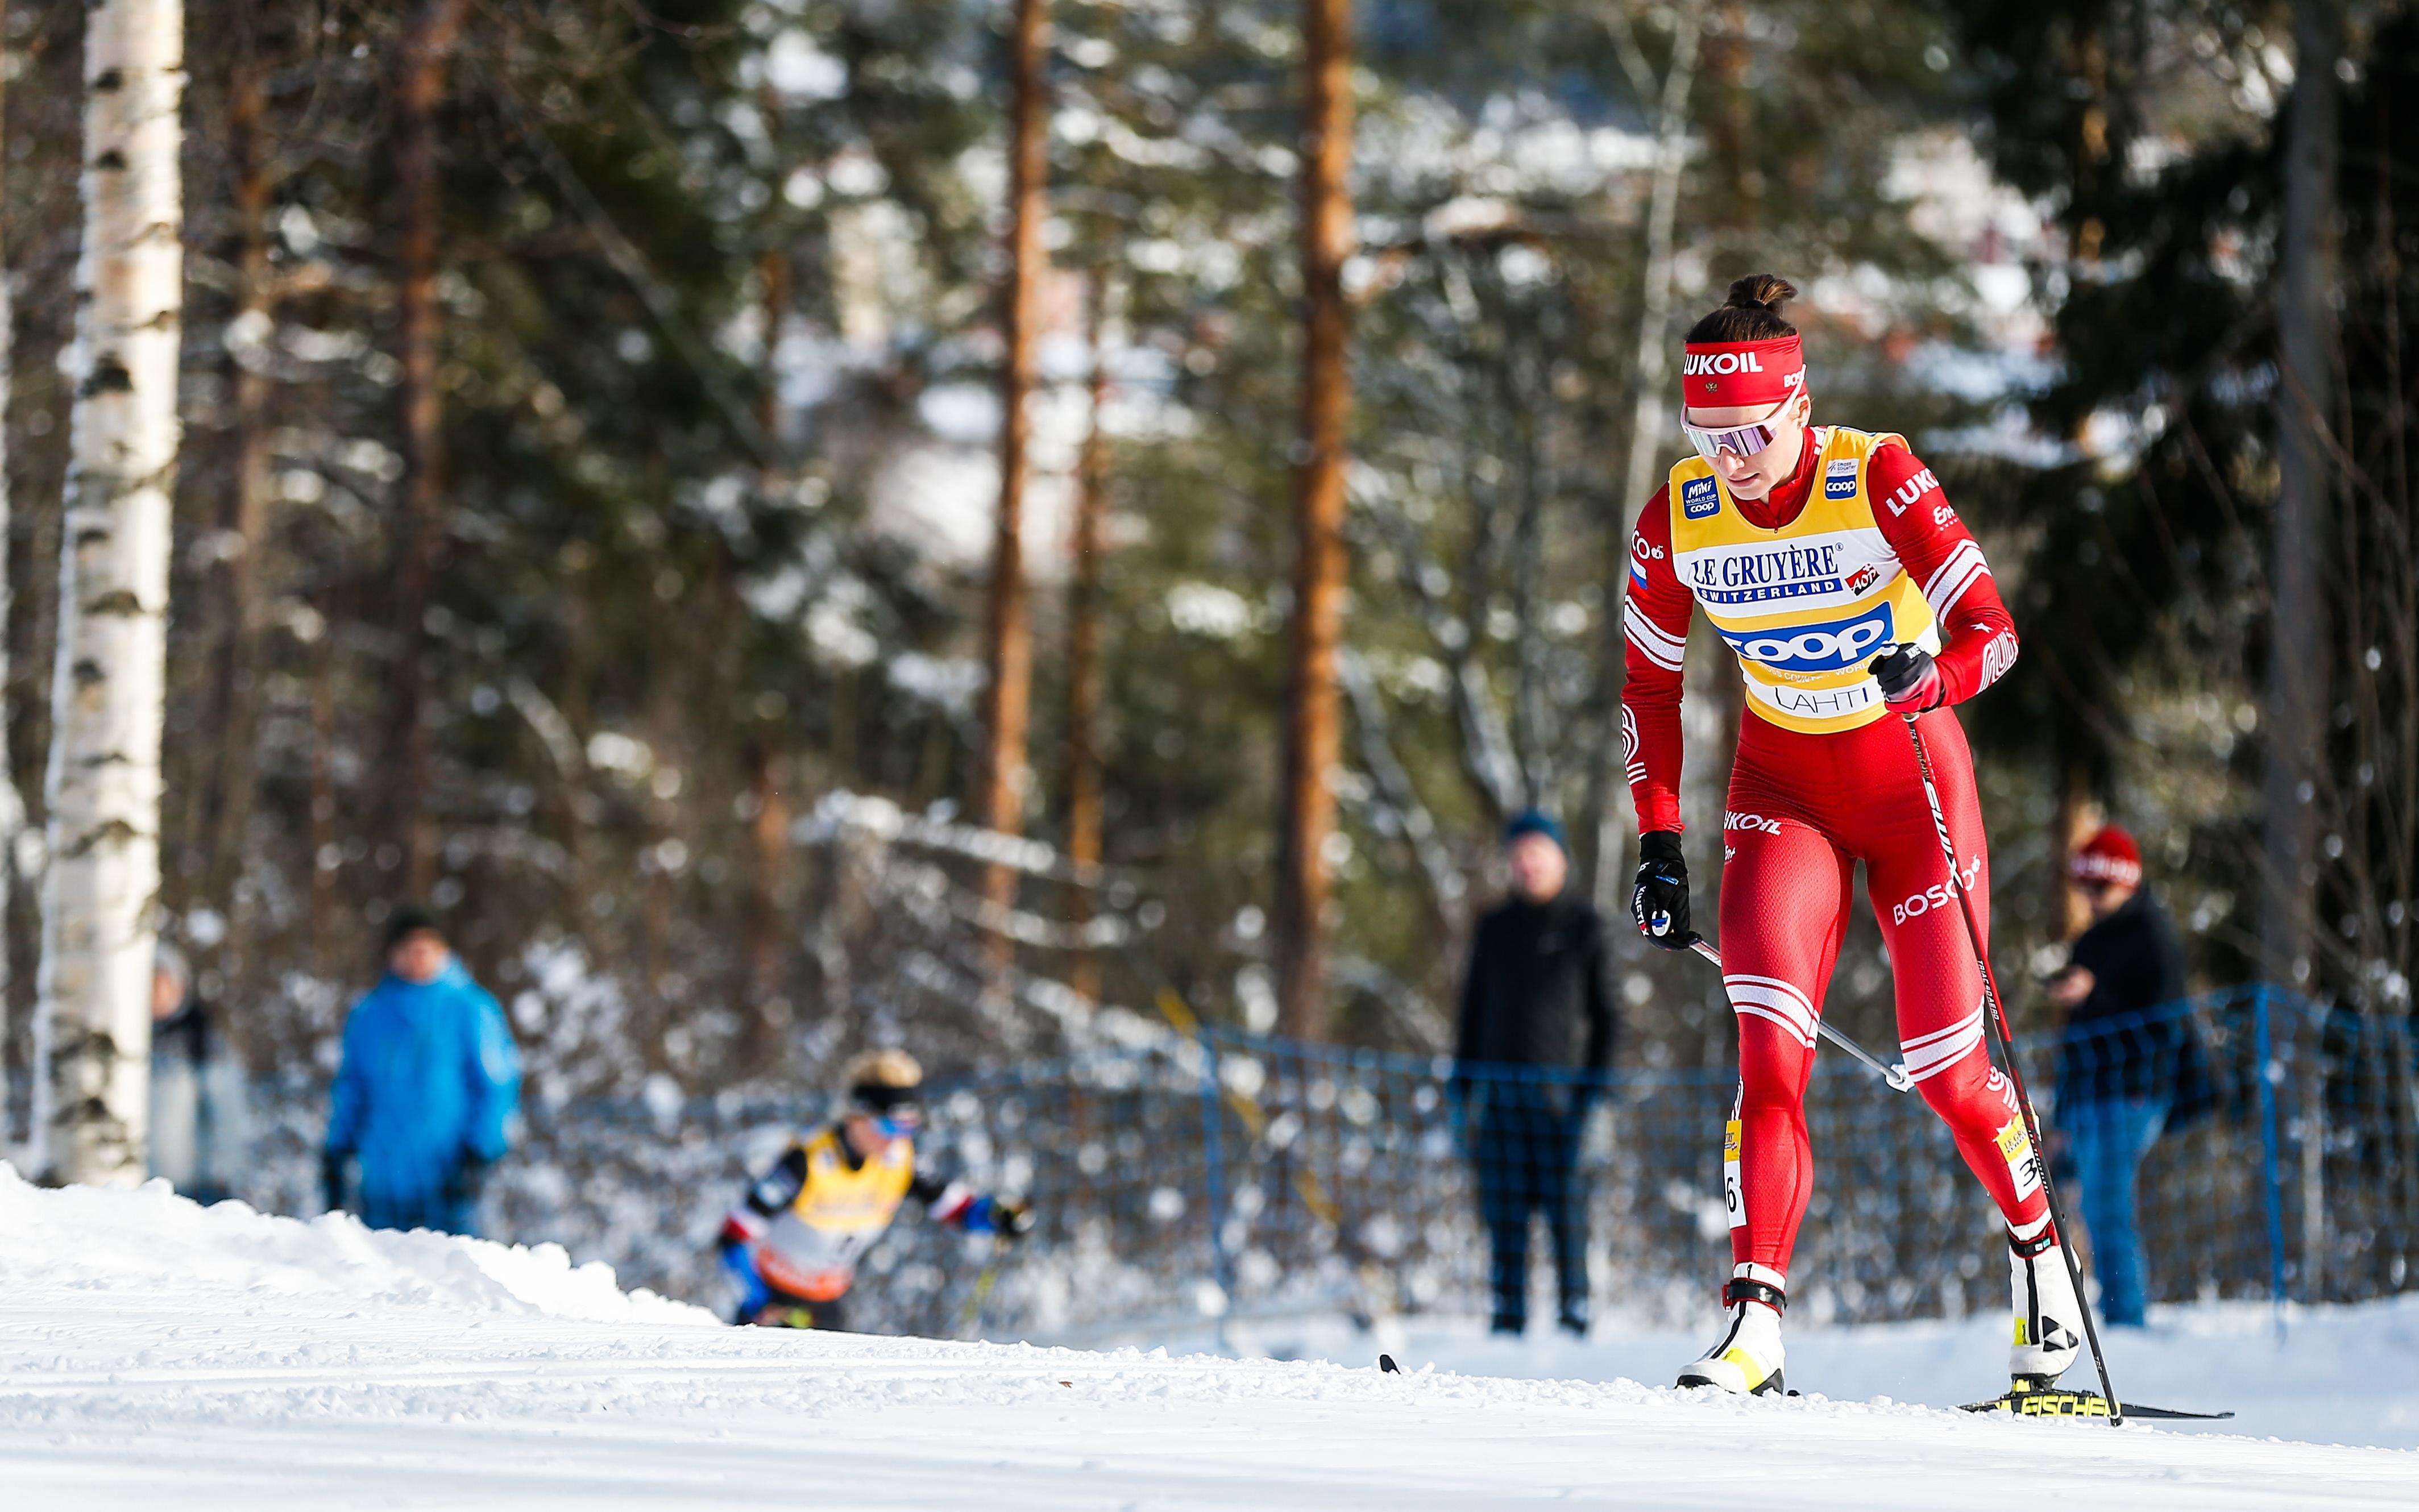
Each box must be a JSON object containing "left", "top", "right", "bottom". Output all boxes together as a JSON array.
[
  {"left": 1621, "top": 274, "right": 2082, "bottom": 1396},
  {"left": 718, "top": 1049, "right": 1032, "bottom": 1329}
]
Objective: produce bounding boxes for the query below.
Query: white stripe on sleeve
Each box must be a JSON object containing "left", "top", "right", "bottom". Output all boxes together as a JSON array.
[
  {"left": 1624, "top": 601, "right": 1686, "bottom": 671},
  {"left": 1920, "top": 540, "right": 1991, "bottom": 616}
]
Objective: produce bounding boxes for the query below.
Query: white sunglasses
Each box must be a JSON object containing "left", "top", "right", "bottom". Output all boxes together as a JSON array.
[{"left": 1679, "top": 397, "right": 1794, "bottom": 463}]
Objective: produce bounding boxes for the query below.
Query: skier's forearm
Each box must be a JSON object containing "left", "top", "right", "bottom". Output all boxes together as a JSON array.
[
  {"left": 1621, "top": 690, "right": 1684, "bottom": 834},
  {"left": 1932, "top": 587, "right": 2018, "bottom": 706},
  {"left": 1621, "top": 489, "right": 1691, "bottom": 832},
  {"left": 1867, "top": 443, "right": 2019, "bottom": 706},
  {"left": 739, "top": 1145, "right": 808, "bottom": 1218},
  {"left": 925, "top": 1179, "right": 978, "bottom": 1225}
]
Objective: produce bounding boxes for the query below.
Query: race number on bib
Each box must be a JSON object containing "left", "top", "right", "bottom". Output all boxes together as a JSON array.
[
  {"left": 1724, "top": 1118, "right": 1746, "bottom": 1229},
  {"left": 1995, "top": 1116, "right": 2044, "bottom": 1203}
]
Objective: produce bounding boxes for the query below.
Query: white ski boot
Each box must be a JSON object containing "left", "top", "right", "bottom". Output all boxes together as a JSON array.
[
  {"left": 1677, "top": 1276, "right": 1787, "bottom": 1396},
  {"left": 2009, "top": 1226, "right": 2084, "bottom": 1384}
]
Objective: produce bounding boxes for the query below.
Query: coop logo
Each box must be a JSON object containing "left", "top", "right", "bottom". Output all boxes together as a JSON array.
[
  {"left": 1716, "top": 601, "right": 1895, "bottom": 672},
  {"left": 1824, "top": 457, "right": 1859, "bottom": 500},
  {"left": 1724, "top": 811, "right": 1785, "bottom": 835},
  {"left": 1683, "top": 350, "right": 1765, "bottom": 376},
  {"left": 1883, "top": 467, "right": 1942, "bottom": 517},
  {"left": 1681, "top": 475, "right": 1722, "bottom": 520},
  {"left": 1845, "top": 563, "right": 1882, "bottom": 596},
  {"left": 1890, "top": 851, "right": 1984, "bottom": 925}
]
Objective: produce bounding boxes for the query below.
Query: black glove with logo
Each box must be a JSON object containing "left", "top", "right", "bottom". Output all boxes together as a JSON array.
[
  {"left": 1630, "top": 830, "right": 1691, "bottom": 949},
  {"left": 1868, "top": 643, "right": 1944, "bottom": 712}
]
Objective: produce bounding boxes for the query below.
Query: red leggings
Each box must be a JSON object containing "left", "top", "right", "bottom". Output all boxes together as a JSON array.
[{"left": 1717, "top": 707, "right": 2048, "bottom": 1284}]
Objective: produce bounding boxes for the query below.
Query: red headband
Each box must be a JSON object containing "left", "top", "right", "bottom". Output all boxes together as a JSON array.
[{"left": 1681, "top": 335, "right": 1804, "bottom": 408}]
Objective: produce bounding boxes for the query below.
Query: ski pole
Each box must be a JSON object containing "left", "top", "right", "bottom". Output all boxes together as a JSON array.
[
  {"left": 957, "top": 1250, "right": 1006, "bottom": 1340},
  {"left": 1898, "top": 711, "right": 2122, "bottom": 1424},
  {"left": 1682, "top": 933, "right": 1915, "bottom": 1092}
]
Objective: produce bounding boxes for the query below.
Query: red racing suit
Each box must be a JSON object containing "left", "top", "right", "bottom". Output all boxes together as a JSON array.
[{"left": 1621, "top": 425, "right": 2050, "bottom": 1291}]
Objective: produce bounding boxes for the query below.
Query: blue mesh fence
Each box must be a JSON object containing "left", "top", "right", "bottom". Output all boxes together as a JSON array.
[{"left": 180, "top": 983, "right": 2419, "bottom": 1337}]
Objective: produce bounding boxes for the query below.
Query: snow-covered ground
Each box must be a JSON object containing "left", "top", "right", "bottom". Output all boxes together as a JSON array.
[{"left": 5, "top": 1170, "right": 2414, "bottom": 1510}]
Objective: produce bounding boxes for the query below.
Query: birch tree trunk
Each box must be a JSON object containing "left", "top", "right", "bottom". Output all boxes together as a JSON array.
[
  {"left": 37, "top": 0, "right": 184, "bottom": 1187},
  {"left": 976, "top": 0, "right": 1049, "bottom": 962},
  {"left": 0, "top": 0, "right": 22, "bottom": 1165},
  {"left": 2262, "top": 0, "right": 2342, "bottom": 991},
  {"left": 1273, "top": 0, "right": 1356, "bottom": 1040}
]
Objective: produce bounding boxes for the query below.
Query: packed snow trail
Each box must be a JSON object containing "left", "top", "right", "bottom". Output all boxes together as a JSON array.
[{"left": 2, "top": 1172, "right": 2413, "bottom": 1510}]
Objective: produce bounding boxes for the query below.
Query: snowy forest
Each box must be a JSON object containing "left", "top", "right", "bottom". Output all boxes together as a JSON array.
[{"left": 0, "top": 0, "right": 2413, "bottom": 1316}]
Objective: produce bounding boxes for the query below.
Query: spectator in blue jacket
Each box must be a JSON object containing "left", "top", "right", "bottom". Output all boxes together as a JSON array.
[{"left": 323, "top": 909, "right": 521, "bottom": 1236}]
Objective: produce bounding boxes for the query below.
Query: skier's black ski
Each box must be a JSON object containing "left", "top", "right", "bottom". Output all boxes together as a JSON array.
[{"left": 1961, "top": 1378, "right": 2233, "bottom": 1421}]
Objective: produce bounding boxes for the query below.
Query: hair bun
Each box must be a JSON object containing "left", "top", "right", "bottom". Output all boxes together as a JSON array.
[{"left": 1725, "top": 273, "right": 1798, "bottom": 319}]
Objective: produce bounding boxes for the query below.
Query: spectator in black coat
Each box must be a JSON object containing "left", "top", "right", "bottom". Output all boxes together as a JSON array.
[
  {"left": 1452, "top": 811, "right": 1620, "bottom": 1337},
  {"left": 2047, "top": 825, "right": 2189, "bottom": 1326}
]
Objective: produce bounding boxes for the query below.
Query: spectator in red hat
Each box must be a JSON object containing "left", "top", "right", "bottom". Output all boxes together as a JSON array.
[{"left": 2045, "top": 824, "right": 2189, "bottom": 1326}]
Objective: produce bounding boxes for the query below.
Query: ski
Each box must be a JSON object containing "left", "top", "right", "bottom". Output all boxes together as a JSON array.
[{"left": 1961, "top": 1379, "right": 2234, "bottom": 1421}]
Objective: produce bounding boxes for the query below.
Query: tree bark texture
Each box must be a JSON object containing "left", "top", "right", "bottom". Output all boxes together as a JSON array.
[
  {"left": 383, "top": 0, "right": 468, "bottom": 896},
  {"left": 0, "top": 0, "right": 21, "bottom": 1162},
  {"left": 196, "top": 30, "right": 275, "bottom": 966},
  {"left": 740, "top": 738, "right": 792, "bottom": 1062},
  {"left": 1064, "top": 273, "right": 1110, "bottom": 1004},
  {"left": 2262, "top": 0, "right": 2341, "bottom": 990},
  {"left": 38, "top": 0, "right": 184, "bottom": 1186},
  {"left": 977, "top": 0, "right": 1049, "bottom": 948},
  {"left": 1274, "top": 0, "right": 1355, "bottom": 1041},
  {"left": 1585, "top": 0, "right": 1700, "bottom": 909}
]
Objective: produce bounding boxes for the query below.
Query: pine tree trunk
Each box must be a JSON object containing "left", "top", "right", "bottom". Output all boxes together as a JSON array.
[
  {"left": 37, "top": 0, "right": 184, "bottom": 1186},
  {"left": 383, "top": 0, "right": 468, "bottom": 897},
  {"left": 740, "top": 246, "right": 793, "bottom": 1060},
  {"left": 197, "top": 30, "right": 274, "bottom": 981},
  {"left": 1064, "top": 273, "right": 1110, "bottom": 1004},
  {"left": 1274, "top": 0, "right": 1356, "bottom": 1041},
  {"left": 740, "top": 737, "right": 792, "bottom": 1062},
  {"left": 977, "top": 0, "right": 1049, "bottom": 957},
  {"left": 2262, "top": 0, "right": 2342, "bottom": 991},
  {"left": 308, "top": 592, "right": 337, "bottom": 975}
]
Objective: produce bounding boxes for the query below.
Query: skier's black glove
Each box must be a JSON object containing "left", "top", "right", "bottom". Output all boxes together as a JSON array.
[
  {"left": 1630, "top": 830, "right": 1691, "bottom": 948},
  {"left": 320, "top": 1149, "right": 350, "bottom": 1215},
  {"left": 1868, "top": 643, "right": 1944, "bottom": 712},
  {"left": 989, "top": 1197, "right": 1035, "bottom": 1241}
]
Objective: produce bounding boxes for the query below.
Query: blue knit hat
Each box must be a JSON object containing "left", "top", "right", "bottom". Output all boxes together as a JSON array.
[{"left": 1502, "top": 809, "right": 1568, "bottom": 855}]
